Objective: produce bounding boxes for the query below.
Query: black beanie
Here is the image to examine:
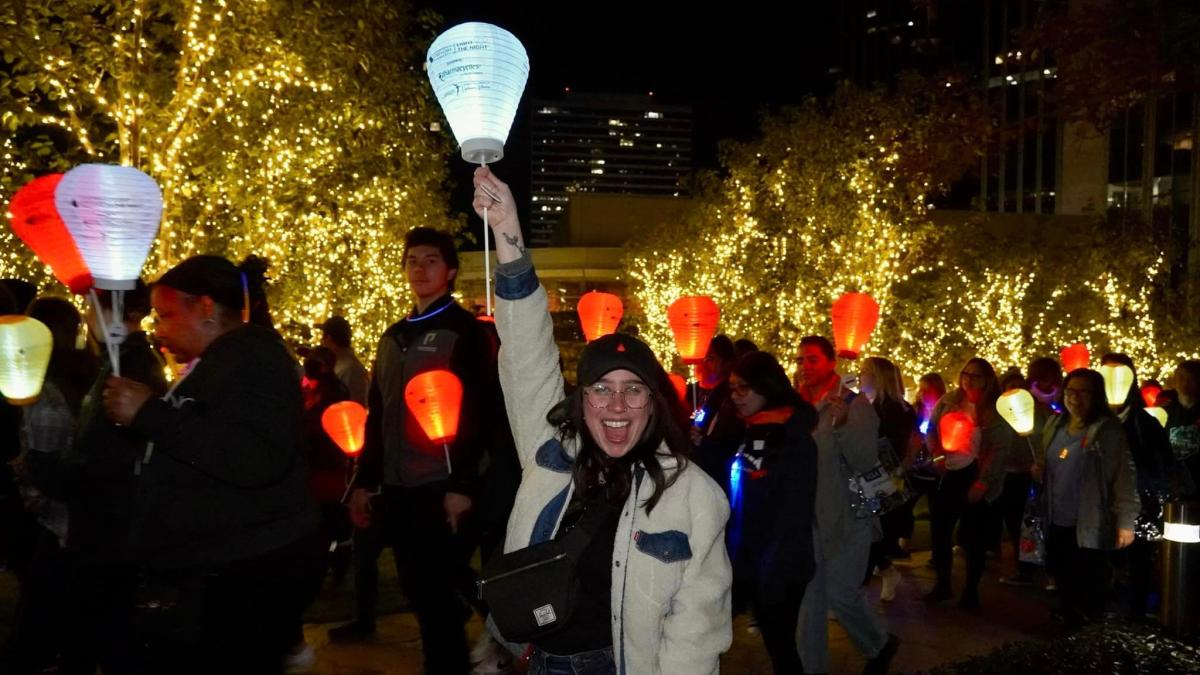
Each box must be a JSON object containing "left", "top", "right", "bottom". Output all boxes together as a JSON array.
[{"left": 577, "top": 333, "right": 664, "bottom": 390}]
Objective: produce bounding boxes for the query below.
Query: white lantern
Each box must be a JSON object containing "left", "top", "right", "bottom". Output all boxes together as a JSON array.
[
  {"left": 1145, "top": 406, "right": 1169, "bottom": 428},
  {"left": 426, "top": 22, "right": 529, "bottom": 164},
  {"left": 0, "top": 315, "right": 53, "bottom": 405},
  {"left": 54, "top": 164, "right": 162, "bottom": 290},
  {"left": 996, "top": 388, "right": 1037, "bottom": 436},
  {"left": 1099, "top": 363, "right": 1135, "bottom": 406}
]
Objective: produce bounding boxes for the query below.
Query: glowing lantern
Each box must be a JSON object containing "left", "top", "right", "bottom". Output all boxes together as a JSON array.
[
  {"left": 577, "top": 291, "right": 623, "bottom": 342},
  {"left": 1141, "top": 384, "right": 1163, "bottom": 408},
  {"left": 54, "top": 164, "right": 162, "bottom": 291},
  {"left": 427, "top": 22, "right": 530, "bottom": 164},
  {"left": 405, "top": 370, "right": 463, "bottom": 472},
  {"left": 0, "top": 316, "right": 53, "bottom": 405},
  {"left": 830, "top": 292, "right": 880, "bottom": 360},
  {"left": 939, "top": 411, "right": 975, "bottom": 454},
  {"left": 1060, "top": 343, "right": 1090, "bottom": 373},
  {"left": 425, "top": 22, "right": 529, "bottom": 318},
  {"left": 668, "top": 373, "right": 687, "bottom": 405},
  {"left": 1099, "top": 364, "right": 1135, "bottom": 406},
  {"left": 8, "top": 174, "right": 93, "bottom": 294},
  {"left": 667, "top": 296, "right": 720, "bottom": 364},
  {"left": 321, "top": 401, "right": 368, "bottom": 457},
  {"left": 996, "top": 388, "right": 1036, "bottom": 436},
  {"left": 1145, "top": 407, "right": 1169, "bottom": 428}
]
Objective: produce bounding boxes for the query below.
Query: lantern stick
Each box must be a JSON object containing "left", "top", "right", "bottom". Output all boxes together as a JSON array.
[
  {"left": 88, "top": 288, "right": 121, "bottom": 377},
  {"left": 444, "top": 442, "right": 453, "bottom": 474},
  {"left": 340, "top": 459, "right": 360, "bottom": 504},
  {"left": 1025, "top": 435, "right": 1037, "bottom": 465},
  {"left": 483, "top": 205, "right": 492, "bottom": 317},
  {"left": 690, "top": 363, "right": 698, "bottom": 413}
]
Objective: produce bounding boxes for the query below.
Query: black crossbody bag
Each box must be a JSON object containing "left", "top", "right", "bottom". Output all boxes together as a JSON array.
[{"left": 477, "top": 503, "right": 611, "bottom": 643}]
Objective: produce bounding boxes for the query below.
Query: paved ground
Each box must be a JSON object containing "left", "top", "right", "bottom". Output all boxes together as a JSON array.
[{"left": 301, "top": 546, "right": 1058, "bottom": 675}]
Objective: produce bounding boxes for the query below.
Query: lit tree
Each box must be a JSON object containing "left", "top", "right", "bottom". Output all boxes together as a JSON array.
[
  {"left": 626, "top": 80, "right": 984, "bottom": 373},
  {"left": 627, "top": 79, "right": 1198, "bottom": 381},
  {"left": 0, "top": 0, "right": 457, "bottom": 351}
]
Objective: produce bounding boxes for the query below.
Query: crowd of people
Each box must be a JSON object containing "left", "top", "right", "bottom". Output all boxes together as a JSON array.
[{"left": 0, "top": 166, "right": 1196, "bottom": 674}]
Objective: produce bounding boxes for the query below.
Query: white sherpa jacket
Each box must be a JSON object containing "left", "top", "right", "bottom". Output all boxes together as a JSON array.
[{"left": 493, "top": 254, "right": 733, "bottom": 675}]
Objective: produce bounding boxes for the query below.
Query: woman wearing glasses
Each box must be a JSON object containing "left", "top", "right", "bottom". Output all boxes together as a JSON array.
[
  {"left": 1038, "top": 369, "right": 1139, "bottom": 627},
  {"left": 472, "top": 167, "right": 732, "bottom": 675},
  {"left": 925, "top": 358, "right": 1012, "bottom": 610},
  {"left": 725, "top": 351, "right": 818, "bottom": 674}
]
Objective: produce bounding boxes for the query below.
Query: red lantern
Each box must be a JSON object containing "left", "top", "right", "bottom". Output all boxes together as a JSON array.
[
  {"left": 1060, "top": 343, "right": 1090, "bottom": 373},
  {"left": 830, "top": 292, "right": 879, "bottom": 360},
  {"left": 7, "top": 174, "right": 93, "bottom": 294},
  {"left": 1141, "top": 384, "right": 1163, "bottom": 408},
  {"left": 321, "top": 401, "right": 368, "bottom": 457},
  {"left": 939, "top": 411, "right": 975, "bottom": 454},
  {"left": 476, "top": 314, "right": 495, "bottom": 324},
  {"left": 668, "top": 373, "right": 688, "bottom": 405},
  {"left": 667, "top": 296, "right": 720, "bottom": 364},
  {"left": 404, "top": 369, "right": 463, "bottom": 446},
  {"left": 577, "top": 291, "right": 623, "bottom": 342}
]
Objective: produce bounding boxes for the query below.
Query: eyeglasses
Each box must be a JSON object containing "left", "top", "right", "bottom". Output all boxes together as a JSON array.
[
  {"left": 1063, "top": 387, "right": 1094, "bottom": 399},
  {"left": 583, "top": 383, "right": 650, "bottom": 409},
  {"left": 960, "top": 371, "right": 987, "bottom": 382},
  {"left": 729, "top": 381, "right": 753, "bottom": 396}
]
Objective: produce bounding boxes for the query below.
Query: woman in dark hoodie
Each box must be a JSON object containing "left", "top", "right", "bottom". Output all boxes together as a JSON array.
[
  {"left": 727, "top": 351, "right": 818, "bottom": 675},
  {"left": 1099, "top": 353, "right": 1174, "bottom": 619},
  {"left": 102, "top": 255, "right": 321, "bottom": 674}
]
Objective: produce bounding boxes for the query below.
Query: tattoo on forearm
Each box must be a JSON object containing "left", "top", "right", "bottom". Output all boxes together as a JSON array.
[{"left": 502, "top": 232, "right": 526, "bottom": 254}]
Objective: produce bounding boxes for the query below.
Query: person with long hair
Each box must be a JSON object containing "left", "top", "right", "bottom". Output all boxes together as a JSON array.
[
  {"left": 726, "top": 351, "right": 817, "bottom": 674},
  {"left": 1038, "top": 369, "right": 1139, "bottom": 627},
  {"left": 474, "top": 167, "right": 732, "bottom": 675},
  {"left": 925, "top": 357, "right": 1013, "bottom": 610},
  {"left": 101, "top": 255, "right": 323, "bottom": 674},
  {"left": 857, "top": 357, "right": 917, "bottom": 601}
]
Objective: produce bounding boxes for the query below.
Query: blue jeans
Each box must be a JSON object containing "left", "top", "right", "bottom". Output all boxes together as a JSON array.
[{"left": 528, "top": 646, "right": 616, "bottom": 675}]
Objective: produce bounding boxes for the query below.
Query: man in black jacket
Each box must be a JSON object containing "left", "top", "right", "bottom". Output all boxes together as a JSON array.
[{"left": 342, "top": 227, "right": 499, "bottom": 675}]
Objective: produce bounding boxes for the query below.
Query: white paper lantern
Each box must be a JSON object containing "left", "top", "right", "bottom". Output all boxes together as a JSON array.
[
  {"left": 0, "top": 315, "right": 53, "bottom": 405},
  {"left": 427, "top": 22, "right": 529, "bottom": 164},
  {"left": 54, "top": 164, "right": 163, "bottom": 290}
]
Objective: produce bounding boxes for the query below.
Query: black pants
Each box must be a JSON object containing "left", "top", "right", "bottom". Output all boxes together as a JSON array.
[
  {"left": 1046, "top": 525, "right": 1111, "bottom": 624},
  {"left": 930, "top": 462, "right": 990, "bottom": 594},
  {"left": 0, "top": 528, "right": 69, "bottom": 674},
  {"left": 382, "top": 482, "right": 475, "bottom": 675},
  {"left": 1115, "top": 537, "right": 1157, "bottom": 619},
  {"left": 997, "top": 472, "right": 1037, "bottom": 578},
  {"left": 754, "top": 588, "right": 807, "bottom": 675},
  {"left": 148, "top": 531, "right": 326, "bottom": 675},
  {"left": 59, "top": 562, "right": 143, "bottom": 675}
]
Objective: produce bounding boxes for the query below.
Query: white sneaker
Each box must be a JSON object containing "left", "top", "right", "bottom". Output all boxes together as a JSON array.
[
  {"left": 880, "top": 566, "right": 901, "bottom": 601},
  {"left": 284, "top": 642, "right": 316, "bottom": 673}
]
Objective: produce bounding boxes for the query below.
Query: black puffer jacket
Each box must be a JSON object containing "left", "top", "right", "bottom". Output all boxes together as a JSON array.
[{"left": 130, "top": 325, "right": 317, "bottom": 568}]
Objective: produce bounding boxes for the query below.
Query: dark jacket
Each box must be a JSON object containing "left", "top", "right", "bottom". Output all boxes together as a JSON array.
[
  {"left": 130, "top": 325, "right": 317, "bottom": 568},
  {"left": 1119, "top": 406, "right": 1175, "bottom": 523},
  {"left": 874, "top": 396, "right": 916, "bottom": 466},
  {"left": 1039, "top": 414, "right": 1141, "bottom": 550},
  {"left": 27, "top": 333, "right": 166, "bottom": 565},
  {"left": 355, "top": 295, "right": 497, "bottom": 497},
  {"left": 729, "top": 406, "right": 818, "bottom": 603},
  {"left": 693, "top": 381, "right": 745, "bottom": 491}
]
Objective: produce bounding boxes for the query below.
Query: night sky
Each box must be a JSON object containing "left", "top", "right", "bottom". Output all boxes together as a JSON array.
[{"left": 416, "top": 1, "right": 839, "bottom": 241}]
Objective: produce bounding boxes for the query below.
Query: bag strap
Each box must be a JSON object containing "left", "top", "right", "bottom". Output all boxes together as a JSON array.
[{"left": 558, "top": 501, "right": 615, "bottom": 560}]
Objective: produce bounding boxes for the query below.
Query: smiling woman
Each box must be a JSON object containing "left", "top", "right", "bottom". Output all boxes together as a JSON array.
[{"left": 473, "top": 166, "right": 732, "bottom": 675}]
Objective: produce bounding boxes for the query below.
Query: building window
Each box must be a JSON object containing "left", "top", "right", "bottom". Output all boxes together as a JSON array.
[
  {"left": 620, "top": 138, "right": 635, "bottom": 147},
  {"left": 591, "top": 168, "right": 604, "bottom": 175},
  {"left": 645, "top": 111, "right": 662, "bottom": 119}
]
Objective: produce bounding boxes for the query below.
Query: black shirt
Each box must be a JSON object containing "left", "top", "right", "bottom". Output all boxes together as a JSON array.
[{"left": 535, "top": 494, "right": 621, "bottom": 655}]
